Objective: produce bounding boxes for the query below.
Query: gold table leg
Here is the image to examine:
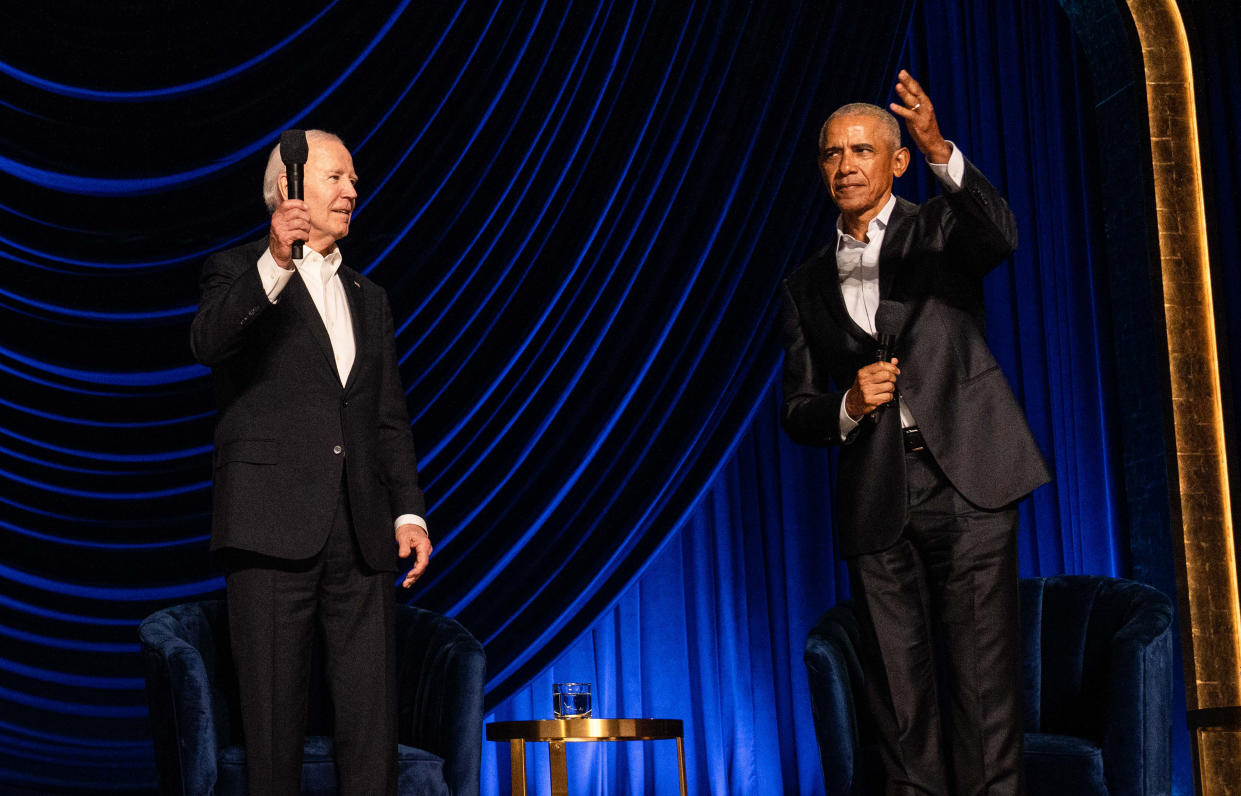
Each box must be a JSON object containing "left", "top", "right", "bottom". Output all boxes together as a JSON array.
[
  {"left": 549, "top": 739, "right": 569, "bottom": 795},
  {"left": 508, "top": 739, "right": 527, "bottom": 796},
  {"left": 676, "top": 735, "right": 687, "bottom": 795}
]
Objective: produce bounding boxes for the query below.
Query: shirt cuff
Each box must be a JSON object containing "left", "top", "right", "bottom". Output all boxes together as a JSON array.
[
  {"left": 927, "top": 141, "right": 965, "bottom": 192},
  {"left": 839, "top": 391, "right": 861, "bottom": 438},
  {"left": 257, "top": 247, "right": 296, "bottom": 302},
  {"left": 395, "top": 514, "right": 428, "bottom": 534}
]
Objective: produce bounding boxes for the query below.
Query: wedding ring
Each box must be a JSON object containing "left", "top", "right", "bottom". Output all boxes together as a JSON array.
[{"left": 912, "top": 103, "right": 921, "bottom": 110}]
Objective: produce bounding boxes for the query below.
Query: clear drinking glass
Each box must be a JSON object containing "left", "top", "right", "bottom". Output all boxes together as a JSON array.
[{"left": 552, "top": 682, "right": 592, "bottom": 719}]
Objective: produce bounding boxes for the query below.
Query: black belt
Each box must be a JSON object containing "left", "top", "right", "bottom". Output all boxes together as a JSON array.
[{"left": 903, "top": 426, "right": 927, "bottom": 453}]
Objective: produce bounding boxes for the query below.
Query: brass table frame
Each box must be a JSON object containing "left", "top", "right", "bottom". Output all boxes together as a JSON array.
[{"left": 486, "top": 718, "right": 687, "bottom": 796}]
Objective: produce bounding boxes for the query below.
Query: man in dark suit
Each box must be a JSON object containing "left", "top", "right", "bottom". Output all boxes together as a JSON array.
[
  {"left": 191, "top": 130, "right": 431, "bottom": 795},
  {"left": 781, "top": 72, "right": 1050, "bottom": 794}
]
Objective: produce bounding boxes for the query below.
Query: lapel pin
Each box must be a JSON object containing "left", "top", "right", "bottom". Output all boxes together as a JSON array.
[{"left": 353, "top": 280, "right": 360, "bottom": 288}]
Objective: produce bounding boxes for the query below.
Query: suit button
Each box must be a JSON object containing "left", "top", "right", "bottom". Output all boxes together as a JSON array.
[{"left": 333, "top": 445, "right": 343, "bottom": 455}]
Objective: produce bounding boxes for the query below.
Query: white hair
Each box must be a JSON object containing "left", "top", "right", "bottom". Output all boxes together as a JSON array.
[
  {"left": 819, "top": 103, "right": 901, "bottom": 153},
  {"left": 262, "top": 129, "right": 345, "bottom": 212}
]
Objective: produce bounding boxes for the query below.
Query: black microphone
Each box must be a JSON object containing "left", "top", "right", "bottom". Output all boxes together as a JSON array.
[
  {"left": 280, "top": 129, "right": 309, "bottom": 259},
  {"left": 874, "top": 300, "right": 907, "bottom": 362},
  {"left": 874, "top": 300, "right": 908, "bottom": 411}
]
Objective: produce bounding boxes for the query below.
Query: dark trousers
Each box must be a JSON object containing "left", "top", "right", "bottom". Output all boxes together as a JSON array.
[
  {"left": 850, "top": 449, "right": 1024, "bottom": 796},
  {"left": 224, "top": 487, "right": 397, "bottom": 796}
]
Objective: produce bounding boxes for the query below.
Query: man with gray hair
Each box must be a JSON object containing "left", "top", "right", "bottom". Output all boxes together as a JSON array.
[
  {"left": 192, "top": 130, "right": 431, "bottom": 794},
  {"left": 781, "top": 72, "right": 1049, "bottom": 794}
]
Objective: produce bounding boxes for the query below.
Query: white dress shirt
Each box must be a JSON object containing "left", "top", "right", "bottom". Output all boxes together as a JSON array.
[
  {"left": 256, "top": 247, "right": 427, "bottom": 534},
  {"left": 259, "top": 247, "right": 354, "bottom": 384},
  {"left": 837, "top": 144, "right": 965, "bottom": 438}
]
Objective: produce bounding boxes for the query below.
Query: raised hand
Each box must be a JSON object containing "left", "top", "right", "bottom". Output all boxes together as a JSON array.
[{"left": 888, "top": 70, "right": 952, "bottom": 164}]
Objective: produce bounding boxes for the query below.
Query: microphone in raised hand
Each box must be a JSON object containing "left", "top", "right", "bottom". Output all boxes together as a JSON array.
[{"left": 279, "top": 129, "right": 309, "bottom": 259}]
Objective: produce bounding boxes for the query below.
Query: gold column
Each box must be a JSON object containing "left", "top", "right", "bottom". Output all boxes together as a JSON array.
[{"left": 1125, "top": 0, "right": 1241, "bottom": 791}]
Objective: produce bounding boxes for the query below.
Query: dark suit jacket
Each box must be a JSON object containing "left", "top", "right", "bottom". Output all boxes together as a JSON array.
[
  {"left": 781, "top": 158, "right": 1050, "bottom": 558},
  {"left": 191, "top": 238, "right": 425, "bottom": 572}
]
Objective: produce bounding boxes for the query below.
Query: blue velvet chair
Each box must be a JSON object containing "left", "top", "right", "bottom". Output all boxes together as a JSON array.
[
  {"left": 805, "top": 575, "right": 1173, "bottom": 795},
  {"left": 139, "top": 599, "right": 485, "bottom": 795}
]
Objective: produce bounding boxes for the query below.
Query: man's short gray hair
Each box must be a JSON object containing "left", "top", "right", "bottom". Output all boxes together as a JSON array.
[
  {"left": 819, "top": 103, "right": 901, "bottom": 152},
  {"left": 262, "top": 130, "right": 345, "bottom": 212}
]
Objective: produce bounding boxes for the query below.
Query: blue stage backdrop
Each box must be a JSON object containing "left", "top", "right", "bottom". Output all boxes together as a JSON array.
[{"left": 0, "top": 1, "right": 1206, "bottom": 793}]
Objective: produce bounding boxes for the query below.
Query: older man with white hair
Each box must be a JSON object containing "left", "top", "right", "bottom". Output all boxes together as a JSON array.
[{"left": 192, "top": 130, "right": 431, "bottom": 795}]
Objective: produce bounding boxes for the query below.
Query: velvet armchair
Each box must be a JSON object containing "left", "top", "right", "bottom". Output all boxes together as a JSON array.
[
  {"left": 139, "top": 599, "right": 485, "bottom": 795},
  {"left": 805, "top": 575, "right": 1174, "bottom": 795}
]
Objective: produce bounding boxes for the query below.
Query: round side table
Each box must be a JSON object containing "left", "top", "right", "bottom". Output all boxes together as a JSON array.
[{"left": 486, "top": 718, "right": 687, "bottom": 795}]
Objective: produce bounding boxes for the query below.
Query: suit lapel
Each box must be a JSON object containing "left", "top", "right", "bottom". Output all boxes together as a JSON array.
[
  {"left": 283, "top": 271, "right": 341, "bottom": 382},
  {"left": 809, "top": 243, "right": 873, "bottom": 348},
  {"left": 340, "top": 265, "right": 367, "bottom": 392},
  {"left": 878, "top": 196, "right": 918, "bottom": 299}
]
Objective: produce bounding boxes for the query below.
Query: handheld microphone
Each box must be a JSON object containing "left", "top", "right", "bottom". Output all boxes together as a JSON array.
[
  {"left": 279, "top": 129, "right": 309, "bottom": 259},
  {"left": 874, "top": 300, "right": 908, "bottom": 410},
  {"left": 874, "top": 300, "right": 907, "bottom": 362}
]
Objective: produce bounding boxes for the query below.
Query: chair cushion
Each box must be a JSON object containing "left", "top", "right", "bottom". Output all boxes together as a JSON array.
[
  {"left": 216, "top": 737, "right": 449, "bottom": 796},
  {"left": 1024, "top": 733, "right": 1107, "bottom": 796}
]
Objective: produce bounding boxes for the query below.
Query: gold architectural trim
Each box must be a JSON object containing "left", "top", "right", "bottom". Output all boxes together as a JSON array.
[{"left": 1124, "top": 0, "right": 1241, "bottom": 791}]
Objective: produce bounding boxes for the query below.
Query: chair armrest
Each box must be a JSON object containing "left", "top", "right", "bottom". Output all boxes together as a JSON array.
[
  {"left": 139, "top": 615, "right": 221, "bottom": 796},
  {"left": 804, "top": 603, "right": 869, "bottom": 795},
  {"left": 1101, "top": 581, "right": 1174, "bottom": 796},
  {"left": 395, "top": 607, "right": 486, "bottom": 796}
]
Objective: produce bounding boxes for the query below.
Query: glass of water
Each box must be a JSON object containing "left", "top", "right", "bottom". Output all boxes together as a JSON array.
[{"left": 552, "top": 682, "right": 592, "bottom": 719}]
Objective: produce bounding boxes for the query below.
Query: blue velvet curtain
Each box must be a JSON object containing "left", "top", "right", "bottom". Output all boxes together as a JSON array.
[
  {"left": 484, "top": 0, "right": 1193, "bottom": 793},
  {"left": 481, "top": 0, "right": 1201, "bottom": 789},
  {"left": 0, "top": 0, "right": 1201, "bottom": 793},
  {"left": 898, "top": 0, "right": 1129, "bottom": 580},
  {"left": 1, "top": 1, "right": 915, "bottom": 789}
]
